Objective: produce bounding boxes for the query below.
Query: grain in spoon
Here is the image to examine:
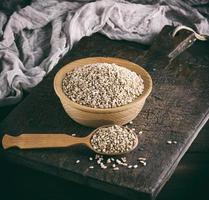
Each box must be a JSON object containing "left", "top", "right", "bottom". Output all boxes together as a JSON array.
[{"left": 2, "top": 125, "right": 138, "bottom": 156}]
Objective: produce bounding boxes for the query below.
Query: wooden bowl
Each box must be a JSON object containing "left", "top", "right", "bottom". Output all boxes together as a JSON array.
[{"left": 54, "top": 57, "right": 152, "bottom": 128}]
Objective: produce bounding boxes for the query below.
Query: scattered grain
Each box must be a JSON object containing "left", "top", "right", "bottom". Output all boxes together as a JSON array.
[
  {"left": 121, "top": 163, "right": 128, "bottom": 166},
  {"left": 121, "top": 157, "right": 127, "bottom": 162},
  {"left": 138, "top": 147, "right": 144, "bottom": 151},
  {"left": 100, "top": 163, "right": 107, "bottom": 169},
  {"left": 139, "top": 160, "right": 147, "bottom": 166},
  {"left": 138, "top": 131, "right": 143, "bottom": 135},
  {"left": 116, "top": 159, "right": 123, "bottom": 165},
  {"left": 138, "top": 157, "right": 146, "bottom": 161}
]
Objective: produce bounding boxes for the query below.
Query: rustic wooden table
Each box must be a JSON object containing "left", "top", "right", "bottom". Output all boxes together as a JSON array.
[
  {"left": 0, "top": 120, "right": 209, "bottom": 200},
  {"left": 0, "top": 31, "right": 209, "bottom": 200}
]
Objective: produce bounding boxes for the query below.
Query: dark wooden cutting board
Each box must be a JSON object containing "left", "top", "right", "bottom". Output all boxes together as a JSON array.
[{"left": 0, "top": 26, "right": 209, "bottom": 200}]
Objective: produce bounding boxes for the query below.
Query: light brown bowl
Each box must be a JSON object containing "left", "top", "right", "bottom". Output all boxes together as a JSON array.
[{"left": 54, "top": 57, "right": 152, "bottom": 128}]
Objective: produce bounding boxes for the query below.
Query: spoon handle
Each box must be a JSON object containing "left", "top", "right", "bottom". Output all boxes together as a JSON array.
[{"left": 2, "top": 134, "right": 84, "bottom": 149}]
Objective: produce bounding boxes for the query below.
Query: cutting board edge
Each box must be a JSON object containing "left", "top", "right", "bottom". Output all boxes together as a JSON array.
[
  {"left": 151, "top": 109, "right": 209, "bottom": 198},
  {"left": 2, "top": 151, "right": 152, "bottom": 200}
]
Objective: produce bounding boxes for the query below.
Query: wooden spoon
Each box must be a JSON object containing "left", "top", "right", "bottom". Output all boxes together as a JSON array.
[{"left": 2, "top": 125, "right": 138, "bottom": 156}]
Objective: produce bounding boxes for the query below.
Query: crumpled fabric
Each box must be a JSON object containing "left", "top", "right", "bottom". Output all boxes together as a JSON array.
[{"left": 0, "top": 0, "right": 208, "bottom": 106}]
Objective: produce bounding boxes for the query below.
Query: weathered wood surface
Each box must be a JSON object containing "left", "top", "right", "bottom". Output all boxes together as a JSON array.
[{"left": 0, "top": 26, "right": 209, "bottom": 199}]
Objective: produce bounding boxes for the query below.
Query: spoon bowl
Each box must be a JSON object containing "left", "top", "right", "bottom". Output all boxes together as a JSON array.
[
  {"left": 2, "top": 125, "right": 139, "bottom": 156},
  {"left": 88, "top": 125, "right": 139, "bottom": 156}
]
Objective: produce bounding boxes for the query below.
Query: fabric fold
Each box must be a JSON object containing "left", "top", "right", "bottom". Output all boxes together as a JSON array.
[{"left": 0, "top": 0, "right": 208, "bottom": 106}]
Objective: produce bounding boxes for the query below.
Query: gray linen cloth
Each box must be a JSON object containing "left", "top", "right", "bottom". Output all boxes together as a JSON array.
[{"left": 0, "top": 0, "right": 208, "bottom": 106}]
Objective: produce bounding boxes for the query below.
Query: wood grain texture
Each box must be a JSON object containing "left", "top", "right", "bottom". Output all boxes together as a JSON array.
[
  {"left": 2, "top": 134, "right": 91, "bottom": 150},
  {"left": 0, "top": 26, "right": 209, "bottom": 200}
]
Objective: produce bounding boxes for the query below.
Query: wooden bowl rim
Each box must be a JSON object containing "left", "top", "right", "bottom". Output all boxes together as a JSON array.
[{"left": 54, "top": 57, "right": 152, "bottom": 113}]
